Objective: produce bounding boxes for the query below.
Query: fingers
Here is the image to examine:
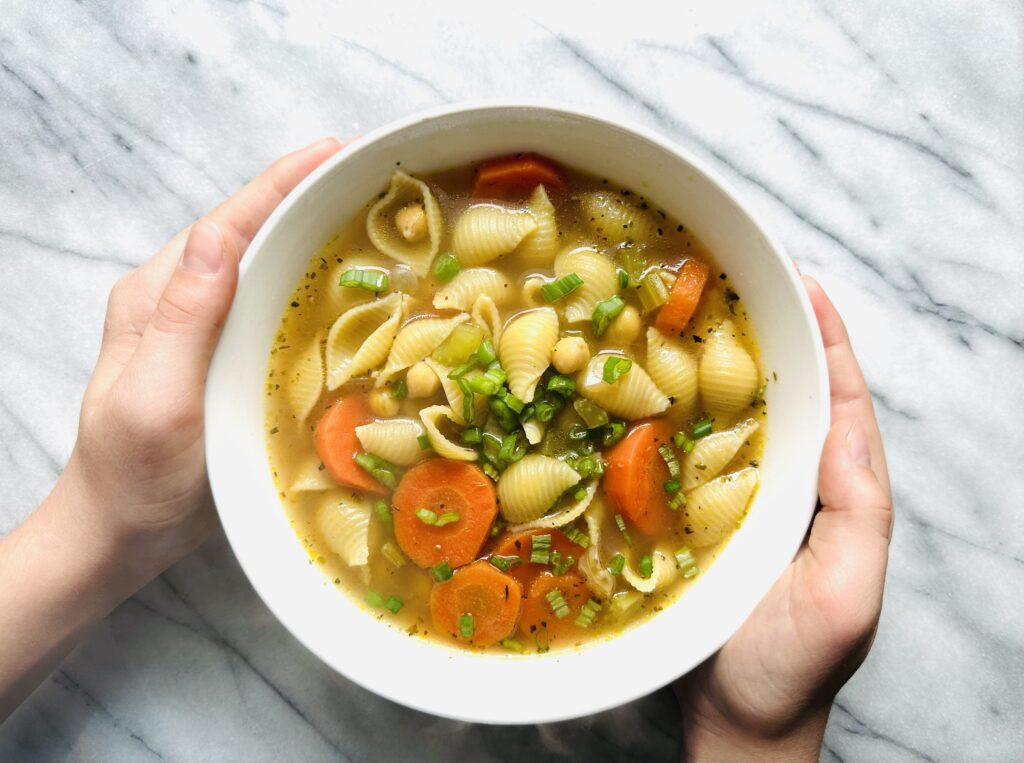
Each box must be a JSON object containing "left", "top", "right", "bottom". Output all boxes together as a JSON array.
[
  {"left": 817, "top": 418, "right": 893, "bottom": 541},
  {"left": 803, "top": 275, "right": 891, "bottom": 498}
]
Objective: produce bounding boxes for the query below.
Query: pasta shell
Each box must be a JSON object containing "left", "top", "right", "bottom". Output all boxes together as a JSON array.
[
  {"left": 419, "top": 405, "right": 477, "bottom": 461},
  {"left": 579, "top": 191, "right": 658, "bottom": 245},
  {"left": 684, "top": 467, "right": 760, "bottom": 547},
  {"left": 699, "top": 319, "right": 760, "bottom": 412},
  {"left": 366, "top": 171, "right": 443, "bottom": 277},
  {"left": 554, "top": 246, "right": 618, "bottom": 324},
  {"left": 325, "top": 293, "right": 404, "bottom": 390},
  {"left": 646, "top": 327, "right": 699, "bottom": 412},
  {"left": 683, "top": 418, "right": 760, "bottom": 490},
  {"left": 471, "top": 293, "right": 503, "bottom": 344},
  {"left": 355, "top": 418, "right": 428, "bottom": 466},
  {"left": 316, "top": 491, "right": 372, "bottom": 566},
  {"left": 576, "top": 353, "right": 670, "bottom": 420},
  {"left": 285, "top": 331, "right": 324, "bottom": 421},
  {"left": 452, "top": 204, "right": 537, "bottom": 266},
  {"left": 433, "top": 268, "right": 511, "bottom": 311},
  {"left": 507, "top": 478, "right": 598, "bottom": 532},
  {"left": 578, "top": 544, "right": 616, "bottom": 600},
  {"left": 422, "top": 358, "right": 487, "bottom": 425},
  {"left": 622, "top": 548, "right": 676, "bottom": 593},
  {"left": 497, "top": 455, "right": 581, "bottom": 524},
  {"left": 499, "top": 307, "right": 559, "bottom": 403},
  {"left": 288, "top": 458, "right": 335, "bottom": 492},
  {"left": 376, "top": 313, "right": 468, "bottom": 387},
  {"left": 518, "top": 184, "right": 560, "bottom": 266}
]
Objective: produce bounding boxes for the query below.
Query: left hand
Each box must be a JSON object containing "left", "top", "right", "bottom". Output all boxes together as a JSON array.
[{"left": 65, "top": 137, "right": 343, "bottom": 573}]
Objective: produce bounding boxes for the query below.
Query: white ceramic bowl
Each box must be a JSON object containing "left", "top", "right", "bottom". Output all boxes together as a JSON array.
[{"left": 206, "top": 103, "right": 829, "bottom": 725}]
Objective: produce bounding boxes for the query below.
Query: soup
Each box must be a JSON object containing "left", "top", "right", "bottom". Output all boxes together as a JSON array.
[{"left": 265, "top": 153, "right": 766, "bottom": 654}]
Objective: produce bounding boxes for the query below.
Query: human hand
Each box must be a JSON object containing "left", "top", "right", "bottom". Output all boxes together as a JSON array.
[
  {"left": 675, "top": 276, "right": 893, "bottom": 762},
  {"left": 63, "top": 137, "right": 343, "bottom": 576}
]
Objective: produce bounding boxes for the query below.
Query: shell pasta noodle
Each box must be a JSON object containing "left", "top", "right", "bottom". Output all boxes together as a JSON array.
[{"left": 264, "top": 151, "right": 767, "bottom": 654}]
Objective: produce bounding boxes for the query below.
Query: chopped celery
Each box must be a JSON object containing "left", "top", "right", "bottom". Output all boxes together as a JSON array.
[
  {"left": 573, "top": 398, "right": 609, "bottom": 429},
  {"left": 381, "top": 540, "right": 406, "bottom": 569},
  {"left": 608, "top": 590, "right": 644, "bottom": 621},
  {"left": 432, "top": 323, "right": 484, "bottom": 366},
  {"left": 637, "top": 270, "right": 670, "bottom": 313}
]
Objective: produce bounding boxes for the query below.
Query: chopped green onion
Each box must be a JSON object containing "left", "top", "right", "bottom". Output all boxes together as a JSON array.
[
  {"left": 533, "top": 394, "right": 564, "bottom": 423},
  {"left": 339, "top": 268, "right": 388, "bottom": 293},
  {"left": 602, "top": 356, "right": 632, "bottom": 384},
  {"left": 456, "top": 377, "right": 475, "bottom": 423},
  {"left": 675, "top": 547, "right": 700, "bottom": 578},
  {"left": 432, "top": 253, "right": 460, "bottom": 282},
  {"left": 601, "top": 421, "right": 626, "bottom": 447},
  {"left": 500, "top": 638, "right": 523, "bottom": 653},
  {"left": 535, "top": 627, "right": 550, "bottom": 653},
  {"left": 614, "top": 514, "right": 633, "bottom": 547},
  {"left": 488, "top": 397, "right": 519, "bottom": 432},
  {"left": 668, "top": 491, "right": 687, "bottom": 510},
  {"left": 547, "top": 374, "right": 576, "bottom": 398},
  {"left": 567, "top": 426, "right": 589, "bottom": 443},
  {"left": 664, "top": 478, "right": 681, "bottom": 493},
  {"left": 572, "top": 486, "right": 587, "bottom": 500},
  {"left": 592, "top": 295, "right": 626, "bottom": 336},
  {"left": 384, "top": 595, "right": 404, "bottom": 614},
  {"left": 574, "top": 598, "right": 602, "bottom": 628},
  {"left": 541, "top": 273, "right": 584, "bottom": 303},
  {"left": 498, "top": 388, "right": 525, "bottom": 413},
  {"left": 578, "top": 439, "right": 595, "bottom": 456},
  {"left": 637, "top": 271, "right": 669, "bottom": 312},
  {"left": 673, "top": 432, "right": 696, "bottom": 452},
  {"left": 476, "top": 339, "right": 497, "bottom": 365},
  {"left": 573, "top": 398, "right": 609, "bottom": 428},
  {"left": 373, "top": 500, "right": 392, "bottom": 527},
  {"left": 448, "top": 361, "right": 477, "bottom": 379},
  {"left": 617, "top": 268, "right": 630, "bottom": 289},
  {"left": 459, "top": 613, "right": 475, "bottom": 638},
  {"left": 460, "top": 427, "right": 482, "bottom": 445},
  {"left": 481, "top": 431, "right": 503, "bottom": 463},
  {"left": 520, "top": 403, "right": 535, "bottom": 422},
  {"left": 481, "top": 461, "right": 500, "bottom": 480},
  {"left": 692, "top": 418, "right": 713, "bottom": 439},
  {"left": 658, "top": 443, "right": 681, "bottom": 478},
  {"left": 415, "top": 507, "right": 438, "bottom": 525},
  {"left": 498, "top": 431, "right": 526, "bottom": 464},
  {"left": 364, "top": 590, "right": 385, "bottom": 608},
  {"left": 469, "top": 374, "right": 500, "bottom": 396},
  {"left": 417, "top": 434, "right": 432, "bottom": 450},
  {"left": 574, "top": 454, "right": 604, "bottom": 479},
  {"left": 354, "top": 452, "right": 400, "bottom": 489},
  {"left": 530, "top": 534, "right": 552, "bottom": 564},
  {"left": 390, "top": 380, "right": 407, "bottom": 400},
  {"left": 638, "top": 554, "right": 653, "bottom": 579},
  {"left": 433, "top": 323, "right": 484, "bottom": 366},
  {"left": 562, "top": 525, "right": 591, "bottom": 549},
  {"left": 545, "top": 588, "right": 571, "bottom": 619},
  {"left": 607, "top": 553, "right": 625, "bottom": 576},
  {"left": 551, "top": 551, "right": 576, "bottom": 576},
  {"left": 489, "top": 554, "right": 522, "bottom": 572},
  {"left": 431, "top": 561, "right": 453, "bottom": 582},
  {"left": 435, "top": 511, "right": 460, "bottom": 527},
  {"left": 381, "top": 540, "right": 405, "bottom": 568}
]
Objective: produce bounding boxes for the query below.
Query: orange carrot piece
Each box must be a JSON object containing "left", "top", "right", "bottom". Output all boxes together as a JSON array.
[
  {"left": 392, "top": 459, "right": 497, "bottom": 568},
  {"left": 603, "top": 419, "right": 676, "bottom": 536},
  {"left": 655, "top": 259, "right": 710, "bottom": 335},
  {"left": 518, "top": 574, "right": 591, "bottom": 646},
  {"left": 491, "top": 529, "right": 584, "bottom": 592},
  {"left": 471, "top": 153, "right": 566, "bottom": 199},
  {"left": 314, "top": 395, "right": 385, "bottom": 495},
  {"left": 430, "top": 560, "right": 523, "bottom": 647}
]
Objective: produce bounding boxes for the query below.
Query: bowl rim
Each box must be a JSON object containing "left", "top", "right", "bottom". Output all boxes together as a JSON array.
[{"left": 206, "top": 100, "right": 830, "bottom": 724}]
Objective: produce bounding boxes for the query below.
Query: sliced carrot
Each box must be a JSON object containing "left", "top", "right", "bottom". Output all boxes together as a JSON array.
[
  {"left": 430, "top": 560, "right": 523, "bottom": 647},
  {"left": 471, "top": 153, "right": 566, "bottom": 199},
  {"left": 314, "top": 395, "right": 385, "bottom": 495},
  {"left": 518, "top": 574, "right": 591, "bottom": 647},
  {"left": 603, "top": 419, "right": 676, "bottom": 536},
  {"left": 655, "top": 259, "right": 710, "bottom": 336},
  {"left": 392, "top": 459, "right": 497, "bottom": 568},
  {"left": 491, "top": 529, "right": 584, "bottom": 592}
]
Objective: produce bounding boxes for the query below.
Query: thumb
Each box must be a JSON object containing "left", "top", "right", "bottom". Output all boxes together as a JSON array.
[
  {"left": 817, "top": 418, "right": 893, "bottom": 542},
  {"left": 127, "top": 219, "right": 239, "bottom": 401}
]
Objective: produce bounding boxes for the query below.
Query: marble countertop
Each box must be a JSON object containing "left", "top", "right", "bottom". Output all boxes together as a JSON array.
[{"left": 2, "top": 2, "right": 1022, "bottom": 761}]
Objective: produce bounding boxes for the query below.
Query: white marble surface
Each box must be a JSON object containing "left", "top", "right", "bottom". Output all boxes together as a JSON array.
[{"left": 2, "top": 1, "right": 1022, "bottom": 760}]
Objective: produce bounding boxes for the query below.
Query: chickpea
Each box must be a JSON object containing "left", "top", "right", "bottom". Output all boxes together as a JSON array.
[
  {"left": 552, "top": 336, "right": 590, "bottom": 374},
  {"left": 605, "top": 305, "right": 642, "bottom": 346},
  {"left": 406, "top": 361, "right": 440, "bottom": 399},
  {"left": 395, "top": 203, "right": 428, "bottom": 242},
  {"left": 369, "top": 387, "right": 400, "bottom": 417}
]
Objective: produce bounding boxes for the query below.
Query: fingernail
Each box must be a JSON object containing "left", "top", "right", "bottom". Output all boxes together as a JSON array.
[
  {"left": 846, "top": 421, "right": 872, "bottom": 468},
  {"left": 304, "top": 136, "right": 341, "bottom": 153},
  {"left": 181, "top": 220, "right": 223, "bottom": 274}
]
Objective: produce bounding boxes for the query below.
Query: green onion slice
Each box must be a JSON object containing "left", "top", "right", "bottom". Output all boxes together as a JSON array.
[
  {"left": 638, "top": 554, "right": 654, "bottom": 579},
  {"left": 489, "top": 554, "right": 522, "bottom": 572},
  {"left": 500, "top": 638, "right": 523, "bottom": 653},
  {"left": 692, "top": 418, "right": 713, "bottom": 439},
  {"left": 339, "top": 268, "right": 388, "bottom": 293},
  {"left": 384, "top": 595, "right": 404, "bottom": 614},
  {"left": 668, "top": 491, "right": 687, "bottom": 510},
  {"left": 551, "top": 552, "right": 576, "bottom": 576},
  {"left": 602, "top": 356, "right": 632, "bottom": 384},
  {"left": 459, "top": 613, "right": 475, "bottom": 638},
  {"left": 460, "top": 427, "right": 482, "bottom": 445},
  {"left": 415, "top": 507, "right": 438, "bottom": 525},
  {"left": 664, "top": 478, "right": 681, "bottom": 493},
  {"left": 673, "top": 432, "right": 696, "bottom": 452},
  {"left": 592, "top": 295, "right": 625, "bottom": 336},
  {"left": 614, "top": 514, "right": 633, "bottom": 548},
  {"left": 547, "top": 373, "right": 576, "bottom": 398},
  {"left": 530, "top": 534, "right": 552, "bottom": 564},
  {"left": 658, "top": 443, "right": 681, "bottom": 478},
  {"left": 389, "top": 379, "right": 407, "bottom": 399},
  {"left": 373, "top": 500, "right": 392, "bottom": 526},
  {"left": 431, "top": 561, "right": 453, "bottom": 582},
  {"left": 607, "top": 553, "right": 625, "bottom": 576},
  {"left": 476, "top": 339, "right": 497, "bottom": 365},
  {"left": 434, "top": 511, "right": 460, "bottom": 527},
  {"left": 617, "top": 268, "right": 630, "bottom": 289},
  {"left": 601, "top": 421, "right": 626, "bottom": 447},
  {"left": 562, "top": 525, "right": 591, "bottom": 549},
  {"left": 353, "top": 452, "right": 400, "bottom": 489},
  {"left": 675, "top": 546, "right": 700, "bottom": 578},
  {"left": 545, "top": 588, "right": 571, "bottom": 619},
  {"left": 541, "top": 273, "right": 584, "bottom": 303},
  {"left": 417, "top": 434, "right": 432, "bottom": 450},
  {"left": 574, "top": 598, "right": 602, "bottom": 628},
  {"left": 432, "top": 253, "right": 460, "bottom": 283}
]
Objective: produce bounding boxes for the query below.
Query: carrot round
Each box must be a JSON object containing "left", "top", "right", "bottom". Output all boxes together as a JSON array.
[
  {"left": 430, "top": 560, "right": 522, "bottom": 647},
  {"left": 491, "top": 529, "right": 584, "bottom": 592},
  {"left": 603, "top": 419, "right": 676, "bottom": 536},
  {"left": 518, "top": 574, "right": 591, "bottom": 647},
  {"left": 314, "top": 395, "right": 384, "bottom": 495},
  {"left": 655, "top": 258, "right": 710, "bottom": 336},
  {"left": 392, "top": 459, "right": 497, "bottom": 568},
  {"left": 471, "top": 153, "right": 566, "bottom": 199}
]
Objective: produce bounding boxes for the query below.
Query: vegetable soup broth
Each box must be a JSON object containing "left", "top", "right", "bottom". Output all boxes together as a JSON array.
[{"left": 265, "top": 156, "right": 766, "bottom": 653}]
